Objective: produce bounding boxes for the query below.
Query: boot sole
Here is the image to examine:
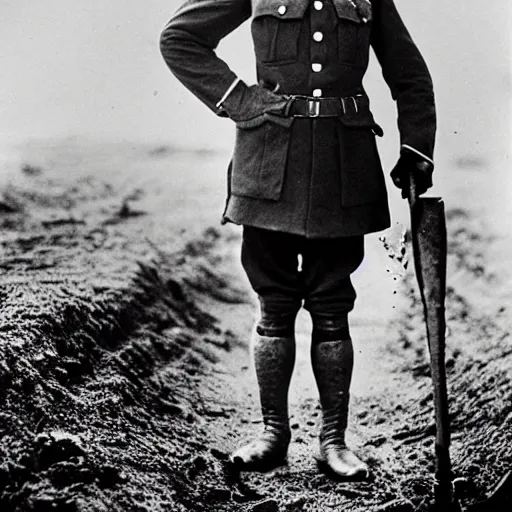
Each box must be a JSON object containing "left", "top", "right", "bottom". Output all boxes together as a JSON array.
[{"left": 316, "top": 458, "right": 370, "bottom": 482}]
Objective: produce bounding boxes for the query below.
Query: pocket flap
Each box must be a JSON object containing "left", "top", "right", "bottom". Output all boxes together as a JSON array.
[
  {"left": 338, "top": 109, "right": 383, "bottom": 136},
  {"left": 252, "top": 0, "right": 309, "bottom": 20},
  {"left": 333, "top": 0, "right": 372, "bottom": 23}
]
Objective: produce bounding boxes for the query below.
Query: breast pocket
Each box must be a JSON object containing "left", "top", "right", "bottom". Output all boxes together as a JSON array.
[
  {"left": 232, "top": 114, "right": 294, "bottom": 201},
  {"left": 333, "top": 0, "right": 372, "bottom": 68},
  {"left": 250, "top": 0, "right": 308, "bottom": 65}
]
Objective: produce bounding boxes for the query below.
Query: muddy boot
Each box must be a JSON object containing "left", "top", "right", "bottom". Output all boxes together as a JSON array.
[
  {"left": 230, "top": 334, "right": 295, "bottom": 471},
  {"left": 311, "top": 339, "right": 369, "bottom": 480}
]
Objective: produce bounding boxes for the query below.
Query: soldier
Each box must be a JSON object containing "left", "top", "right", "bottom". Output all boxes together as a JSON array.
[{"left": 160, "top": 0, "right": 435, "bottom": 479}]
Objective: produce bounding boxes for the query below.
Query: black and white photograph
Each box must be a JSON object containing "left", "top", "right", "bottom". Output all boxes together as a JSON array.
[{"left": 0, "top": 1, "right": 510, "bottom": 510}]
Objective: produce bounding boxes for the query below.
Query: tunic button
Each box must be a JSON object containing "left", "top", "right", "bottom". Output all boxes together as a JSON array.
[
  {"left": 313, "top": 89, "right": 322, "bottom": 97},
  {"left": 314, "top": 1, "right": 323, "bottom": 10},
  {"left": 278, "top": 5, "right": 287, "bottom": 15},
  {"left": 313, "top": 31, "right": 324, "bottom": 42},
  {"left": 312, "top": 63, "right": 322, "bottom": 72}
]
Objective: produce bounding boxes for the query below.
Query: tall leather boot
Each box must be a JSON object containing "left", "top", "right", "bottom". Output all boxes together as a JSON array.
[
  {"left": 311, "top": 339, "right": 369, "bottom": 479},
  {"left": 230, "top": 333, "right": 295, "bottom": 471}
]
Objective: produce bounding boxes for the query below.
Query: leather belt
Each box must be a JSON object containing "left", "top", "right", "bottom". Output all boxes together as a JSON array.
[{"left": 288, "top": 94, "right": 367, "bottom": 118}]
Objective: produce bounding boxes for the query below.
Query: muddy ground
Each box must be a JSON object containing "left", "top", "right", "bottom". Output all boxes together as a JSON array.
[{"left": 0, "top": 139, "right": 510, "bottom": 511}]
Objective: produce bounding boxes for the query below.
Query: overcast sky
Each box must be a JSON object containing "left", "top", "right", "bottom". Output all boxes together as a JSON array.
[{"left": 0, "top": 0, "right": 510, "bottom": 169}]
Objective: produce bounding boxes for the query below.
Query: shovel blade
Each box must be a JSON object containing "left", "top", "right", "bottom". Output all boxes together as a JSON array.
[{"left": 410, "top": 198, "right": 450, "bottom": 469}]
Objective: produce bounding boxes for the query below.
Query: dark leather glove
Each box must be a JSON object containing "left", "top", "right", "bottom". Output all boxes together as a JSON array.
[
  {"left": 220, "top": 82, "right": 291, "bottom": 126},
  {"left": 390, "top": 148, "right": 433, "bottom": 199}
]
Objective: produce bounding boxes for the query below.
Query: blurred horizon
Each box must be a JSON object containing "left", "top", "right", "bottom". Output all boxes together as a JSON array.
[{"left": 1, "top": 0, "right": 511, "bottom": 193}]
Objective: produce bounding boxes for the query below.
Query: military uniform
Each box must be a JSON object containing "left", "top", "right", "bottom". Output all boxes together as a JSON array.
[{"left": 161, "top": 0, "right": 436, "bottom": 478}]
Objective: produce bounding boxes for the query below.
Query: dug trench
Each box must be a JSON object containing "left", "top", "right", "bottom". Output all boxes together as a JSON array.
[{"left": 0, "top": 150, "right": 510, "bottom": 511}]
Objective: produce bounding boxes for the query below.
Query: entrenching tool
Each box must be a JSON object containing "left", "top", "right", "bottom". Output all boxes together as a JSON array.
[
  {"left": 407, "top": 175, "right": 512, "bottom": 511},
  {"left": 407, "top": 174, "right": 459, "bottom": 510}
]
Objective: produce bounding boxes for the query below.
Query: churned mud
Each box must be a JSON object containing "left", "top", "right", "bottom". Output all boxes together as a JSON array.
[{"left": 0, "top": 139, "right": 510, "bottom": 511}]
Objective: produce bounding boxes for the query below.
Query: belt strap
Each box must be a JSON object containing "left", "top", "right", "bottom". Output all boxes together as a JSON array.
[{"left": 288, "top": 94, "right": 367, "bottom": 118}]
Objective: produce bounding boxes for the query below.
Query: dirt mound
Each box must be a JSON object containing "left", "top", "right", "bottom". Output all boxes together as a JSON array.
[
  {"left": 0, "top": 150, "right": 246, "bottom": 511},
  {"left": 1, "top": 227, "right": 248, "bottom": 512}
]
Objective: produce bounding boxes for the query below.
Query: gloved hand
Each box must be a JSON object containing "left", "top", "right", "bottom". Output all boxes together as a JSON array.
[
  {"left": 221, "top": 82, "right": 291, "bottom": 127},
  {"left": 390, "top": 148, "right": 433, "bottom": 199}
]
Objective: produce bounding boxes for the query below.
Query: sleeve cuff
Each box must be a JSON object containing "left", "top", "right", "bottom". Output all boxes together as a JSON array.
[
  {"left": 215, "top": 77, "right": 242, "bottom": 113},
  {"left": 401, "top": 144, "right": 434, "bottom": 166}
]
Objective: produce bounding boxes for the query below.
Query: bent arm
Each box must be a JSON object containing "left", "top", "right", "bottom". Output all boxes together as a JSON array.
[
  {"left": 160, "top": 0, "right": 252, "bottom": 115},
  {"left": 371, "top": 0, "right": 436, "bottom": 164}
]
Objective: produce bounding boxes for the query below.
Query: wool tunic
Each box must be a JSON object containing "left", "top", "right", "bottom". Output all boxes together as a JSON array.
[{"left": 160, "top": 0, "right": 436, "bottom": 238}]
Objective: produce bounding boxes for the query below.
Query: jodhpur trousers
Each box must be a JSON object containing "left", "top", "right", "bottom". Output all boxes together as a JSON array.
[{"left": 241, "top": 226, "right": 364, "bottom": 341}]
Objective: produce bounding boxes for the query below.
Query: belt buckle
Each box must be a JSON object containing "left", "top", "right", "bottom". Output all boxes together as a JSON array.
[{"left": 308, "top": 98, "right": 320, "bottom": 118}]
